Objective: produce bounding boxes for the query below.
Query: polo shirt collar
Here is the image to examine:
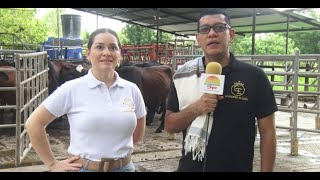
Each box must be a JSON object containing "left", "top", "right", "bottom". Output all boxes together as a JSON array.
[
  {"left": 200, "top": 52, "right": 237, "bottom": 75},
  {"left": 223, "top": 52, "right": 237, "bottom": 74},
  {"left": 86, "top": 69, "right": 125, "bottom": 88}
]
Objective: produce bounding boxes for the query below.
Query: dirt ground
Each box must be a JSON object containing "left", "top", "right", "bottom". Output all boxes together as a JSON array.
[
  {"left": 0, "top": 120, "right": 71, "bottom": 169},
  {"left": 1, "top": 106, "right": 320, "bottom": 172}
]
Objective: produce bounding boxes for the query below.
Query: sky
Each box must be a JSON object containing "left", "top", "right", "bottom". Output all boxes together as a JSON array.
[{"left": 35, "top": 8, "right": 126, "bottom": 33}]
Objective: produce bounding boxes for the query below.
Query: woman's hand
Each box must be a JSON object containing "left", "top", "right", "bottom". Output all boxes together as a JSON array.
[{"left": 49, "top": 156, "right": 82, "bottom": 172}]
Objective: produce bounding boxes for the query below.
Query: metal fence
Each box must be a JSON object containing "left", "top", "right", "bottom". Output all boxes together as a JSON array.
[{"left": 0, "top": 51, "right": 48, "bottom": 165}]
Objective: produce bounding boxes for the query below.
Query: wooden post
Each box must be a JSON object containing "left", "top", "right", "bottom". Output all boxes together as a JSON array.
[
  {"left": 150, "top": 44, "right": 156, "bottom": 61},
  {"left": 290, "top": 116, "right": 298, "bottom": 155},
  {"left": 304, "top": 63, "right": 310, "bottom": 92},
  {"left": 316, "top": 117, "right": 320, "bottom": 130}
]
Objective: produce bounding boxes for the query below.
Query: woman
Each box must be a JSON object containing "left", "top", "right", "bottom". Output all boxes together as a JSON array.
[{"left": 26, "top": 28, "right": 146, "bottom": 172}]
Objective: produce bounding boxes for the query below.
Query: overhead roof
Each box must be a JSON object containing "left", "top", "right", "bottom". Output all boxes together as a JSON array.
[{"left": 73, "top": 8, "right": 320, "bottom": 37}]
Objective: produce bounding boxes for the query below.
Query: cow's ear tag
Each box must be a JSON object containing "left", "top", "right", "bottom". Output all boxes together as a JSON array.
[{"left": 76, "top": 65, "right": 84, "bottom": 73}]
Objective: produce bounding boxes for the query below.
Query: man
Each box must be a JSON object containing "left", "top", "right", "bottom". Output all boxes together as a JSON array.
[{"left": 165, "top": 8, "right": 277, "bottom": 172}]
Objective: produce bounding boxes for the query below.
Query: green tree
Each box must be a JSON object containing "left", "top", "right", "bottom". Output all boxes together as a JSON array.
[
  {"left": 81, "top": 31, "right": 90, "bottom": 47},
  {"left": 0, "top": 8, "right": 49, "bottom": 49},
  {"left": 120, "top": 24, "right": 173, "bottom": 44},
  {"left": 40, "top": 8, "right": 90, "bottom": 46},
  {"left": 40, "top": 8, "right": 65, "bottom": 38},
  {"left": 289, "top": 9, "right": 320, "bottom": 54},
  {"left": 289, "top": 31, "right": 320, "bottom": 54},
  {"left": 118, "top": 31, "right": 128, "bottom": 45},
  {"left": 231, "top": 33, "right": 298, "bottom": 55}
]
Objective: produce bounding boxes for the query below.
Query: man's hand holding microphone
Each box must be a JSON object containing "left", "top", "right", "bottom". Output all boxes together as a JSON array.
[{"left": 196, "top": 62, "right": 224, "bottom": 116}]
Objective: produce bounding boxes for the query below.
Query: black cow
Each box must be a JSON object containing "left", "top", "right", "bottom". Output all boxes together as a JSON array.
[
  {"left": 48, "top": 60, "right": 90, "bottom": 94},
  {"left": 0, "top": 65, "right": 31, "bottom": 135},
  {"left": 116, "top": 62, "right": 172, "bottom": 133},
  {"left": 0, "top": 66, "right": 16, "bottom": 125},
  {"left": 118, "top": 61, "right": 168, "bottom": 132}
]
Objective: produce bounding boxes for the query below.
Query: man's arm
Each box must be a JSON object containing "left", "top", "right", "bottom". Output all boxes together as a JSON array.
[
  {"left": 258, "top": 113, "right": 276, "bottom": 172},
  {"left": 165, "top": 93, "right": 221, "bottom": 133}
]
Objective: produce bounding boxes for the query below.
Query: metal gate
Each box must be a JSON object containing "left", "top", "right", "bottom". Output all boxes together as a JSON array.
[
  {"left": 16, "top": 52, "right": 49, "bottom": 165},
  {"left": 0, "top": 51, "right": 48, "bottom": 166}
]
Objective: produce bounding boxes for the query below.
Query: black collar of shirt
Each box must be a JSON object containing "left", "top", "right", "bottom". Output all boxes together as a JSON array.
[{"left": 201, "top": 52, "right": 237, "bottom": 76}]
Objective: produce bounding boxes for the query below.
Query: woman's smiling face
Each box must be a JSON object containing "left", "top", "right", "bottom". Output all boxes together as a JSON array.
[{"left": 87, "top": 32, "right": 122, "bottom": 71}]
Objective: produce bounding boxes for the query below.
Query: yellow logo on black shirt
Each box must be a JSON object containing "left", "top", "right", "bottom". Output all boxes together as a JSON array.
[
  {"left": 225, "top": 81, "right": 248, "bottom": 101},
  {"left": 231, "top": 81, "right": 245, "bottom": 96}
]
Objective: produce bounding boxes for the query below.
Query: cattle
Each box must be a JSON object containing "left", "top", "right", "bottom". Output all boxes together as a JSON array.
[
  {"left": 0, "top": 66, "right": 17, "bottom": 124},
  {"left": 0, "top": 65, "right": 30, "bottom": 135},
  {"left": 0, "top": 60, "right": 68, "bottom": 105},
  {"left": 0, "top": 60, "right": 57, "bottom": 125},
  {"left": 0, "top": 60, "right": 88, "bottom": 132},
  {"left": 116, "top": 62, "right": 173, "bottom": 133},
  {"left": 48, "top": 60, "right": 89, "bottom": 94},
  {"left": 118, "top": 61, "right": 169, "bottom": 133}
]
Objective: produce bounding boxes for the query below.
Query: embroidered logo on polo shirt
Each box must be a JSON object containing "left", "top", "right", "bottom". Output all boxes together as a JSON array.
[
  {"left": 231, "top": 81, "right": 245, "bottom": 96},
  {"left": 122, "top": 97, "right": 135, "bottom": 112},
  {"left": 225, "top": 81, "right": 248, "bottom": 101}
]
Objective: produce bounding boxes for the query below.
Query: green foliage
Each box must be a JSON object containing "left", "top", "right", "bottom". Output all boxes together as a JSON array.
[
  {"left": 279, "top": 9, "right": 320, "bottom": 54},
  {"left": 80, "top": 31, "right": 90, "bottom": 47},
  {"left": 40, "top": 9, "right": 90, "bottom": 47},
  {"left": 271, "top": 75, "right": 318, "bottom": 92},
  {"left": 289, "top": 31, "right": 320, "bottom": 54},
  {"left": 231, "top": 33, "right": 299, "bottom": 55},
  {"left": 118, "top": 31, "right": 128, "bottom": 46},
  {"left": 0, "top": 8, "right": 49, "bottom": 48},
  {"left": 120, "top": 24, "right": 173, "bottom": 44},
  {"left": 40, "top": 8, "right": 65, "bottom": 38}
]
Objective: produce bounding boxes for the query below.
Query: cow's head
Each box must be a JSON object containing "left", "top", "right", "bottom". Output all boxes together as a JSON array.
[{"left": 48, "top": 60, "right": 91, "bottom": 94}]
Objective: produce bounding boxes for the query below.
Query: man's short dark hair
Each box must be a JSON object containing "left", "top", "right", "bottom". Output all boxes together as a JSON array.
[{"left": 197, "top": 8, "right": 231, "bottom": 32}]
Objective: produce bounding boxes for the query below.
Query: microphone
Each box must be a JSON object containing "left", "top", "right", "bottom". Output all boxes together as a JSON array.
[
  {"left": 204, "top": 62, "right": 222, "bottom": 117},
  {"left": 201, "top": 62, "right": 224, "bottom": 95},
  {"left": 206, "top": 62, "right": 222, "bottom": 75},
  {"left": 202, "top": 62, "right": 223, "bottom": 172}
]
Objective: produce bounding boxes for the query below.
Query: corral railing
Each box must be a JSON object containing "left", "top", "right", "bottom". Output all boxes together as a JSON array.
[
  {"left": 0, "top": 33, "right": 41, "bottom": 51},
  {"left": 121, "top": 43, "right": 203, "bottom": 66},
  {"left": 172, "top": 50, "right": 320, "bottom": 156},
  {"left": 0, "top": 51, "right": 48, "bottom": 166}
]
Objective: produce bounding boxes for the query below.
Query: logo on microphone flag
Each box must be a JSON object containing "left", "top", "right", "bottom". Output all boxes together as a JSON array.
[
  {"left": 205, "top": 76, "right": 220, "bottom": 90},
  {"left": 200, "top": 74, "right": 225, "bottom": 95}
]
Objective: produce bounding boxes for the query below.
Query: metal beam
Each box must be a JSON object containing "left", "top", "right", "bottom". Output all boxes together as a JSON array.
[{"left": 268, "top": 8, "right": 320, "bottom": 29}]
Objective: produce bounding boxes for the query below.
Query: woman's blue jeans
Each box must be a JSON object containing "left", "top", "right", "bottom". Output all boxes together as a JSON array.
[{"left": 79, "top": 160, "right": 135, "bottom": 172}]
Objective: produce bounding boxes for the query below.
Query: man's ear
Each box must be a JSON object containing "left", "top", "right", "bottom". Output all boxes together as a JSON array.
[{"left": 229, "top": 29, "right": 235, "bottom": 43}]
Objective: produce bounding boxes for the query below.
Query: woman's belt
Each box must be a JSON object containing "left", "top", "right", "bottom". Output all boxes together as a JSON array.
[{"left": 71, "top": 154, "right": 132, "bottom": 172}]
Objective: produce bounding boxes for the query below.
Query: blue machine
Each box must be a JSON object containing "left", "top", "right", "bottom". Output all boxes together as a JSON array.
[
  {"left": 43, "top": 37, "right": 83, "bottom": 60},
  {"left": 43, "top": 14, "right": 83, "bottom": 60}
]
